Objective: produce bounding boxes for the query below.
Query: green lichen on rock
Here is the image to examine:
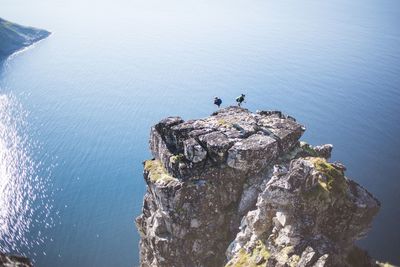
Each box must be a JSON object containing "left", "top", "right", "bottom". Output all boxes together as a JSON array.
[
  {"left": 299, "top": 141, "right": 318, "bottom": 157},
  {"left": 312, "top": 158, "right": 342, "bottom": 188},
  {"left": 170, "top": 153, "right": 185, "bottom": 164},
  {"left": 144, "top": 160, "right": 177, "bottom": 183},
  {"left": 304, "top": 181, "right": 331, "bottom": 201},
  {"left": 302, "top": 158, "right": 348, "bottom": 201},
  {"left": 312, "top": 157, "right": 347, "bottom": 193},
  {"left": 217, "top": 118, "right": 233, "bottom": 128},
  {"left": 226, "top": 241, "right": 270, "bottom": 267},
  {"left": 287, "top": 254, "right": 300, "bottom": 267}
]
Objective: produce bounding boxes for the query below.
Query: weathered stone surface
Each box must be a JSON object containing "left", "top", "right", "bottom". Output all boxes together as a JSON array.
[
  {"left": 183, "top": 138, "right": 207, "bottom": 163},
  {"left": 225, "top": 157, "right": 380, "bottom": 267},
  {"left": 256, "top": 111, "right": 305, "bottom": 153},
  {"left": 136, "top": 106, "right": 382, "bottom": 267},
  {"left": 148, "top": 106, "right": 304, "bottom": 180},
  {"left": 136, "top": 160, "right": 247, "bottom": 267},
  {"left": 296, "top": 141, "right": 333, "bottom": 159},
  {"left": 314, "top": 144, "right": 333, "bottom": 159},
  {"left": 198, "top": 131, "right": 233, "bottom": 163},
  {"left": 227, "top": 134, "right": 278, "bottom": 172},
  {"left": 0, "top": 252, "right": 32, "bottom": 267}
]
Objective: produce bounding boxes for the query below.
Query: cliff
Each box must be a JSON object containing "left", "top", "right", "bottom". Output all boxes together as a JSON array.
[
  {"left": 0, "top": 17, "right": 50, "bottom": 58},
  {"left": 0, "top": 252, "right": 32, "bottom": 267},
  {"left": 136, "top": 106, "right": 381, "bottom": 267}
]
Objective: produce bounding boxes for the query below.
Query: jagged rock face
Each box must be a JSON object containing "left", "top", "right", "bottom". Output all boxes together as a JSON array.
[
  {"left": 137, "top": 107, "right": 304, "bottom": 267},
  {"left": 225, "top": 157, "right": 380, "bottom": 267},
  {"left": 135, "top": 106, "right": 380, "bottom": 267},
  {"left": 0, "top": 252, "right": 32, "bottom": 267}
]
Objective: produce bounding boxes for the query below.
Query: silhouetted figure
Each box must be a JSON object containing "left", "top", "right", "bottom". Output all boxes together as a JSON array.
[
  {"left": 214, "top": 96, "right": 222, "bottom": 108},
  {"left": 236, "top": 94, "right": 246, "bottom": 107}
]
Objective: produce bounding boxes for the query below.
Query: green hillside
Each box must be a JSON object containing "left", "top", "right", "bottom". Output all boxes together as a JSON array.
[{"left": 0, "top": 17, "right": 50, "bottom": 57}]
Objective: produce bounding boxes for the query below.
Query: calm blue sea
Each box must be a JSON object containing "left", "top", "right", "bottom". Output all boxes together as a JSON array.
[{"left": 1, "top": 0, "right": 399, "bottom": 266}]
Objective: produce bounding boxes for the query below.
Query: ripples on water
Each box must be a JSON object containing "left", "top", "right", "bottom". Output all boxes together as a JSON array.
[
  {"left": 1, "top": 0, "right": 399, "bottom": 265},
  {"left": 0, "top": 93, "right": 55, "bottom": 258}
]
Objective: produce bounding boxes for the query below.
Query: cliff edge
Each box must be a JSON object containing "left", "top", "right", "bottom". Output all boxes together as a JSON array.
[
  {"left": 136, "top": 106, "right": 380, "bottom": 267},
  {"left": 0, "top": 17, "right": 50, "bottom": 58}
]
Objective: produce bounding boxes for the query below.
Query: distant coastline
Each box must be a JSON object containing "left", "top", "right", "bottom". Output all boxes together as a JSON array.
[{"left": 0, "top": 17, "right": 50, "bottom": 58}]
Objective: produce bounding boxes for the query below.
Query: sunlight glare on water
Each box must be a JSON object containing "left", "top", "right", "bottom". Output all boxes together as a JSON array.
[
  {"left": 0, "top": 93, "right": 54, "bottom": 258},
  {"left": 1, "top": 0, "right": 400, "bottom": 265}
]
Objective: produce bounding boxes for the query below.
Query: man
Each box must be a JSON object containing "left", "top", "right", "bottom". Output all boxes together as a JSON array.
[
  {"left": 236, "top": 94, "right": 246, "bottom": 106},
  {"left": 214, "top": 96, "right": 222, "bottom": 108}
]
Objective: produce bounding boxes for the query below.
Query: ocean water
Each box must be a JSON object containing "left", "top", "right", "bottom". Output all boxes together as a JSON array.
[{"left": 0, "top": 0, "right": 399, "bottom": 266}]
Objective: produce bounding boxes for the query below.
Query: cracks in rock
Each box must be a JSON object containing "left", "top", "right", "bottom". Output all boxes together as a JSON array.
[{"left": 257, "top": 125, "right": 285, "bottom": 155}]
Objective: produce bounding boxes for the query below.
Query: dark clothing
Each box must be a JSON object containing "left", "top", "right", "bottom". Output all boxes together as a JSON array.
[
  {"left": 214, "top": 98, "right": 222, "bottom": 108},
  {"left": 236, "top": 95, "right": 245, "bottom": 106}
]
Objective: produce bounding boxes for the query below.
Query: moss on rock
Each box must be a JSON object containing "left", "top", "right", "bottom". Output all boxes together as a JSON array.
[
  {"left": 302, "top": 158, "right": 348, "bottom": 202},
  {"left": 226, "top": 241, "right": 270, "bottom": 267},
  {"left": 288, "top": 254, "right": 300, "bottom": 267},
  {"left": 144, "top": 160, "right": 177, "bottom": 183},
  {"left": 311, "top": 157, "right": 347, "bottom": 194},
  {"left": 170, "top": 153, "right": 185, "bottom": 164},
  {"left": 299, "top": 142, "right": 318, "bottom": 157}
]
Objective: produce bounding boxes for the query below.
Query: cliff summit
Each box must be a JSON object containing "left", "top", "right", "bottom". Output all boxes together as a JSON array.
[{"left": 136, "top": 106, "right": 380, "bottom": 267}]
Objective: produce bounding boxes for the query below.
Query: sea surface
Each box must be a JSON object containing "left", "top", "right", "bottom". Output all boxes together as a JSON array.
[{"left": 0, "top": 0, "right": 399, "bottom": 266}]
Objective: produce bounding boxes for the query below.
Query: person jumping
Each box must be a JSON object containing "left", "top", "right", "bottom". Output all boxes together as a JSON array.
[{"left": 236, "top": 94, "right": 246, "bottom": 107}]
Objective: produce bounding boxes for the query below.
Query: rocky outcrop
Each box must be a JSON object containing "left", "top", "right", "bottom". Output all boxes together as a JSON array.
[
  {"left": 226, "top": 157, "right": 379, "bottom": 267},
  {"left": 0, "top": 252, "right": 32, "bottom": 267},
  {"left": 0, "top": 17, "right": 50, "bottom": 58},
  {"left": 135, "top": 106, "right": 380, "bottom": 267}
]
